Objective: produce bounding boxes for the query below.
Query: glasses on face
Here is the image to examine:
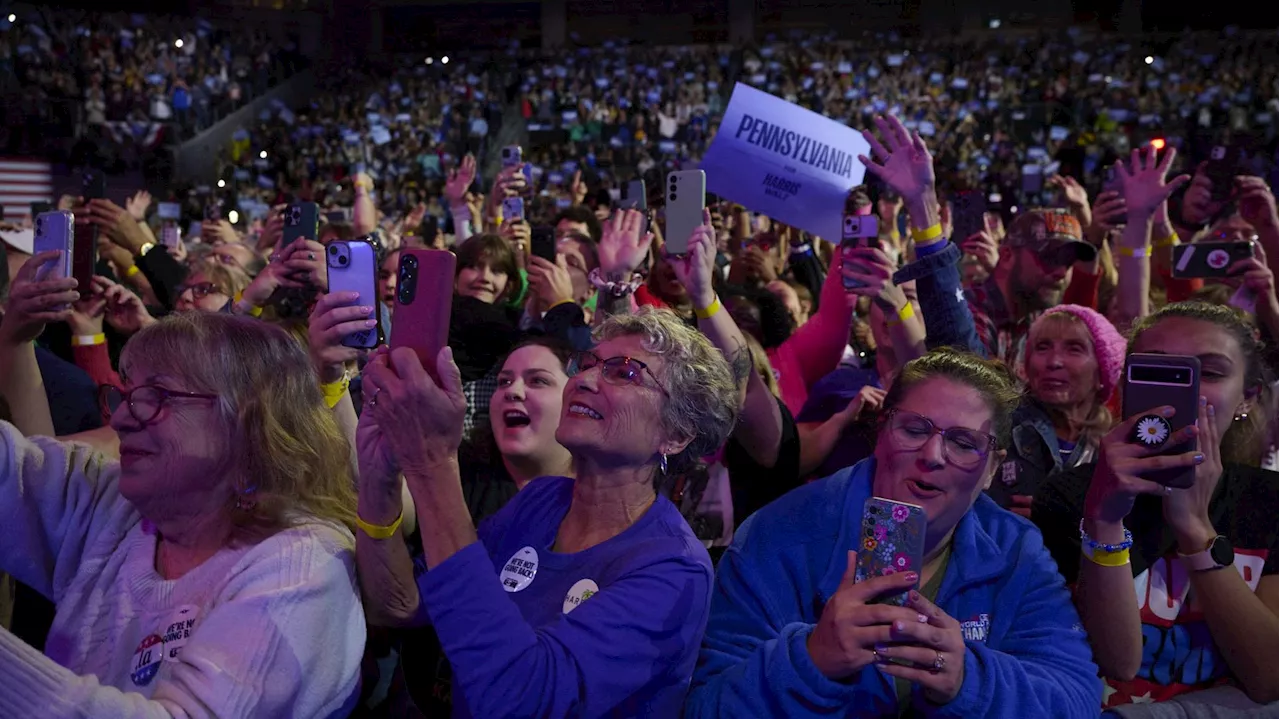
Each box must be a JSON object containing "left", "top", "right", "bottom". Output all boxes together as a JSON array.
[
  {"left": 209, "top": 251, "right": 244, "bottom": 269},
  {"left": 176, "top": 281, "right": 227, "bottom": 300},
  {"left": 883, "top": 409, "right": 997, "bottom": 470},
  {"left": 567, "top": 351, "right": 668, "bottom": 396},
  {"left": 1205, "top": 230, "right": 1258, "bottom": 243},
  {"left": 100, "top": 384, "right": 219, "bottom": 425}
]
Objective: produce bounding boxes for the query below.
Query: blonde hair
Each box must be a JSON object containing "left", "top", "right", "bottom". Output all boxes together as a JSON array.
[
  {"left": 744, "top": 333, "right": 779, "bottom": 398},
  {"left": 120, "top": 313, "right": 357, "bottom": 538},
  {"left": 594, "top": 307, "right": 740, "bottom": 467},
  {"left": 189, "top": 262, "right": 252, "bottom": 301},
  {"left": 1028, "top": 311, "right": 1112, "bottom": 445}
]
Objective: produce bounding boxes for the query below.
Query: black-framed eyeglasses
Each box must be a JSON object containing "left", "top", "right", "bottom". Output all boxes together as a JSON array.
[
  {"left": 175, "top": 281, "right": 227, "bottom": 300},
  {"left": 567, "top": 351, "right": 669, "bottom": 396},
  {"left": 99, "top": 384, "right": 219, "bottom": 425},
  {"left": 882, "top": 408, "right": 997, "bottom": 470}
]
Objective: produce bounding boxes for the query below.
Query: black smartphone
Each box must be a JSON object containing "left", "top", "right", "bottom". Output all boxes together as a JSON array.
[
  {"left": 204, "top": 198, "right": 223, "bottom": 222},
  {"left": 82, "top": 169, "right": 106, "bottom": 201},
  {"left": 282, "top": 202, "right": 320, "bottom": 246},
  {"left": 1204, "top": 144, "right": 1242, "bottom": 203},
  {"left": 530, "top": 226, "right": 557, "bottom": 263},
  {"left": 951, "top": 190, "right": 987, "bottom": 242},
  {"left": 1170, "top": 241, "right": 1255, "bottom": 279},
  {"left": 619, "top": 179, "right": 647, "bottom": 211},
  {"left": 1122, "top": 354, "right": 1200, "bottom": 488}
]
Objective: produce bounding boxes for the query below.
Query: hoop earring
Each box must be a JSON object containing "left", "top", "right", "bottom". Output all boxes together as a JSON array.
[{"left": 659, "top": 454, "right": 668, "bottom": 475}]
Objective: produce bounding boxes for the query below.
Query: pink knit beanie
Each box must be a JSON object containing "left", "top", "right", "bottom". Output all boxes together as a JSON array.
[{"left": 1029, "top": 304, "right": 1127, "bottom": 399}]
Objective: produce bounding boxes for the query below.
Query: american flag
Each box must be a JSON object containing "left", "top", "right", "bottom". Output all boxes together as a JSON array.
[{"left": 0, "top": 158, "right": 53, "bottom": 222}]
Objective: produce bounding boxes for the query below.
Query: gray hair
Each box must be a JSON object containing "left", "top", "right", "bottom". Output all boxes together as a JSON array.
[{"left": 594, "top": 307, "right": 740, "bottom": 466}]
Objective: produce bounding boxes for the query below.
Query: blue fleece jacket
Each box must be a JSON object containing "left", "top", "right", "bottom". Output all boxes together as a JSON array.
[{"left": 686, "top": 459, "right": 1102, "bottom": 718}]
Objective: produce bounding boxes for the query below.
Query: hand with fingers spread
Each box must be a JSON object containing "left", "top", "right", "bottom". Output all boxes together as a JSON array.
[
  {"left": 0, "top": 251, "right": 80, "bottom": 345},
  {"left": 308, "top": 292, "right": 379, "bottom": 383},
  {"left": 597, "top": 209, "right": 652, "bottom": 279},
  {"left": 958, "top": 231, "right": 999, "bottom": 274},
  {"left": 125, "top": 190, "right": 152, "bottom": 222},
  {"left": 1048, "top": 174, "right": 1092, "bottom": 229},
  {"left": 666, "top": 210, "right": 717, "bottom": 308},
  {"left": 806, "top": 550, "right": 928, "bottom": 679},
  {"left": 843, "top": 245, "right": 908, "bottom": 309},
  {"left": 1235, "top": 175, "right": 1279, "bottom": 233},
  {"left": 444, "top": 154, "right": 478, "bottom": 207},
  {"left": 1115, "top": 145, "right": 1190, "bottom": 223},
  {"left": 857, "top": 115, "right": 936, "bottom": 203},
  {"left": 1084, "top": 405, "right": 1204, "bottom": 526},
  {"left": 875, "top": 590, "right": 968, "bottom": 704},
  {"left": 360, "top": 346, "right": 467, "bottom": 478},
  {"left": 527, "top": 255, "right": 575, "bottom": 310}
]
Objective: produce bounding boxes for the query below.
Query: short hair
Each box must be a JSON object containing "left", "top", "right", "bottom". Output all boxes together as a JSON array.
[
  {"left": 594, "top": 307, "right": 740, "bottom": 468},
  {"left": 882, "top": 347, "right": 1023, "bottom": 447},
  {"left": 187, "top": 262, "right": 252, "bottom": 300},
  {"left": 119, "top": 313, "right": 358, "bottom": 538},
  {"left": 554, "top": 205, "right": 602, "bottom": 243},
  {"left": 454, "top": 233, "right": 524, "bottom": 303}
]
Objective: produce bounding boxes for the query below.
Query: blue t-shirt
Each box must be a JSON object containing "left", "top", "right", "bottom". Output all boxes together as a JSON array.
[{"left": 416, "top": 476, "right": 713, "bottom": 718}]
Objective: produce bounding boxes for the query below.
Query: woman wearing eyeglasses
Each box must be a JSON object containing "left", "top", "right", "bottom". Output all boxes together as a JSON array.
[
  {"left": 354, "top": 307, "right": 739, "bottom": 717},
  {"left": 173, "top": 263, "right": 251, "bottom": 314},
  {"left": 0, "top": 310, "right": 365, "bottom": 717},
  {"left": 687, "top": 348, "right": 1102, "bottom": 718}
]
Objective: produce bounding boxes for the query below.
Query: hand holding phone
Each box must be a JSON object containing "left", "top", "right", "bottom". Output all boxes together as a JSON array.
[
  {"left": 33, "top": 211, "right": 74, "bottom": 280},
  {"left": 1119, "top": 354, "right": 1200, "bottom": 488},
  {"left": 324, "top": 238, "right": 382, "bottom": 349}
]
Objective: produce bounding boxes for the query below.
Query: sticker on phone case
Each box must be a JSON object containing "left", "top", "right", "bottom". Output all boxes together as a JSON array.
[
  {"left": 1206, "top": 249, "right": 1231, "bottom": 270},
  {"left": 1132, "top": 414, "right": 1172, "bottom": 447},
  {"left": 500, "top": 546, "right": 539, "bottom": 592},
  {"left": 562, "top": 579, "right": 599, "bottom": 614}
]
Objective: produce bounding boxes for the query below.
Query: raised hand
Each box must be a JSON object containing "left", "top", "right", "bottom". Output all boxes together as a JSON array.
[
  {"left": 85, "top": 199, "right": 151, "bottom": 255},
  {"left": 597, "top": 209, "right": 652, "bottom": 279},
  {"left": 68, "top": 276, "right": 112, "bottom": 336},
  {"left": 666, "top": 209, "right": 717, "bottom": 307},
  {"left": 125, "top": 190, "right": 152, "bottom": 222},
  {"left": 569, "top": 170, "right": 588, "bottom": 205},
  {"left": 857, "top": 115, "right": 936, "bottom": 203},
  {"left": 1236, "top": 175, "right": 1279, "bottom": 233},
  {"left": 1116, "top": 145, "right": 1189, "bottom": 222},
  {"left": 958, "top": 231, "right": 999, "bottom": 274},
  {"left": 362, "top": 346, "right": 467, "bottom": 477},
  {"left": 0, "top": 251, "right": 79, "bottom": 345},
  {"left": 527, "top": 255, "right": 575, "bottom": 309},
  {"left": 308, "top": 291, "right": 378, "bottom": 383},
  {"left": 444, "top": 154, "right": 477, "bottom": 207},
  {"left": 843, "top": 245, "right": 909, "bottom": 308}
]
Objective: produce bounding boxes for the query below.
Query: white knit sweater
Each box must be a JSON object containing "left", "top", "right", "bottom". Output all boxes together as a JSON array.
[{"left": 0, "top": 421, "right": 366, "bottom": 718}]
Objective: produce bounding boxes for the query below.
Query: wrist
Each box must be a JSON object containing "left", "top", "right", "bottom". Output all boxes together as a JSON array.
[
  {"left": 357, "top": 483, "right": 403, "bottom": 526},
  {"left": 1081, "top": 515, "right": 1128, "bottom": 543},
  {"left": 689, "top": 289, "right": 716, "bottom": 310},
  {"left": 317, "top": 363, "right": 347, "bottom": 385},
  {"left": 905, "top": 192, "right": 940, "bottom": 230},
  {"left": 1173, "top": 520, "right": 1216, "bottom": 554}
]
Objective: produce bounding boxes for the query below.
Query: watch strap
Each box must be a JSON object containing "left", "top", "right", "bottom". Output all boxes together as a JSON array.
[{"left": 1178, "top": 535, "right": 1227, "bottom": 571}]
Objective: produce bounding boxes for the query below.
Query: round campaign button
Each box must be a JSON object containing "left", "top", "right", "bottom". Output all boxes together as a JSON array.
[
  {"left": 1206, "top": 249, "right": 1231, "bottom": 270},
  {"left": 500, "top": 546, "right": 539, "bottom": 593},
  {"left": 130, "top": 634, "right": 165, "bottom": 686},
  {"left": 563, "top": 579, "right": 600, "bottom": 614},
  {"left": 1132, "top": 414, "right": 1172, "bottom": 448}
]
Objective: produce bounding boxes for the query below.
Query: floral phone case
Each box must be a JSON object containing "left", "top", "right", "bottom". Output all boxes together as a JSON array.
[{"left": 855, "top": 497, "right": 927, "bottom": 606}]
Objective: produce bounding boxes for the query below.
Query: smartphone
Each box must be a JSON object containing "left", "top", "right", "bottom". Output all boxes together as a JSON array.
[
  {"left": 502, "top": 197, "right": 525, "bottom": 223},
  {"left": 70, "top": 215, "right": 97, "bottom": 289},
  {"left": 82, "top": 169, "right": 106, "bottom": 201},
  {"left": 530, "top": 226, "right": 557, "bottom": 263},
  {"left": 951, "top": 190, "right": 987, "bottom": 242},
  {"left": 1170, "top": 241, "right": 1255, "bottom": 279},
  {"left": 204, "top": 198, "right": 223, "bottom": 222},
  {"left": 841, "top": 214, "right": 880, "bottom": 290},
  {"left": 390, "top": 249, "right": 456, "bottom": 380},
  {"left": 326, "top": 238, "right": 383, "bottom": 349},
  {"left": 854, "top": 497, "right": 926, "bottom": 606},
  {"left": 619, "top": 179, "right": 647, "bottom": 211},
  {"left": 33, "top": 211, "right": 74, "bottom": 280},
  {"left": 1204, "top": 144, "right": 1241, "bottom": 202},
  {"left": 664, "top": 170, "right": 705, "bottom": 255},
  {"left": 282, "top": 201, "right": 319, "bottom": 246},
  {"left": 161, "top": 224, "right": 181, "bottom": 249},
  {"left": 325, "top": 209, "right": 351, "bottom": 224},
  {"left": 1122, "top": 354, "right": 1200, "bottom": 488},
  {"left": 501, "top": 145, "right": 522, "bottom": 168},
  {"left": 157, "top": 202, "right": 181, "bottom": 221}
]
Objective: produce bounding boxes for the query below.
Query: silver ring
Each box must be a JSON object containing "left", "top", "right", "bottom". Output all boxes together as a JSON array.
[
  {"left": 931, "top": 651, "right": 945, "bottom": 673},
  {"left": 1164, "top": 485, "right": 1173, "bottom": 496},
  {"left": 308, "top": 252, "right": 315, "bottom": 260},
  {"left": 871, "top": 647, "right": 881, "bottom": 663}
]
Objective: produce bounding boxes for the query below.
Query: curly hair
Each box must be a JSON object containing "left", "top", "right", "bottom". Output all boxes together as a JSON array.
[
  {"left": 119, "top": 313, "right": 357, "bottom": 540},
  {"left": 594, "top": 307, "right": 740, "bottom": 468},
  {"left": 882, "top": 347, "right": 1023, "bottom": 448}
]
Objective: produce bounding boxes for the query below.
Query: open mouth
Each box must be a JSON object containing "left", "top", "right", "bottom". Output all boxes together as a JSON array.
[
  {"left": 502, "top": 410, "right": 531, "bottom": 428},
  {"left": 906, "top": 478, "right": 943, "bottom": 498},
  {"left": 568, "top": 402, "right": 603, "bottom": 420}
]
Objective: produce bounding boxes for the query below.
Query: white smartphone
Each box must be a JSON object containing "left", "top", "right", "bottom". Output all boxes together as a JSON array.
[
  {"left": 664, "top": 170, "right": 705, "bottom": 255},
  {"left": 33, "top": 210, "right": 74, "bottom": 280}
]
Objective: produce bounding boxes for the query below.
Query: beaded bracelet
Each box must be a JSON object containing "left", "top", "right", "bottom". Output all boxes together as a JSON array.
[
  {"left": 588, "top": 267, "right": 644, "bottom": 297},
  {"left": 1079, "top": 518, "right": 1133, "bottom": 554}
]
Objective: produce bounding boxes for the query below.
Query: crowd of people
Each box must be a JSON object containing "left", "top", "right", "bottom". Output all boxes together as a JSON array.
[{"left": 0, "top": 16, "right": 1277, "bottom": 719}]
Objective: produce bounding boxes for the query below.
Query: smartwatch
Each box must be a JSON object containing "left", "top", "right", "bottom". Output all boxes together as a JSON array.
[{"left": 1178, "top": 535, "right": 1234, "bottom": 572}]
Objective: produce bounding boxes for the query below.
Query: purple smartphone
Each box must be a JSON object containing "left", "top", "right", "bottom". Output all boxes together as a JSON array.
[{"left": 324, "top": 238, "right": 383, "bottom": 349}]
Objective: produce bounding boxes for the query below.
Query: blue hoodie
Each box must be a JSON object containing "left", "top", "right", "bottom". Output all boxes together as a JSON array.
[{"left": 686, "top": 459, "right": 1102, "bottom": 718}]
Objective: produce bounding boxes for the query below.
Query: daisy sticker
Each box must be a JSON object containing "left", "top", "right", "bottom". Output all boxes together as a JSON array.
[{"left": 1133, "top": 415, "right": 1171, "bottom": 447}]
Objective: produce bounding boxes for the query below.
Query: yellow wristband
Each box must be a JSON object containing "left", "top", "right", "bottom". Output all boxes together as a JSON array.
[
  {"left": 123, "top": 265, "right": 141, "bottom": 279},
  {"left": 1082, "top": 547, "right": 1131, "bottom": 567},
  {"left": 1117, "top": 245, "right": 1153, "bottom": 258},
  {"left": 356, "top": 510, "right": 404, "bottom": 540},
  {"left": 545, "top": 298, "right": 576, "bottom": 312},
  {"left": 886, "top": 302, "right": 915, "bottom": 328},
  {"left": 1152, "top": 232, "right": 1180, "bottom": 248},
  {"left": 320, "top": 375, "right": 350, "bottom": 409},
  {"left": 694, "top": 296, "right": 722, "bottom": 320},
  {"left": 72, "top": 333, "right": 106, "bottom": 347},
  {"left": 911, "top": 224, "right": 943, "bottom": 243}
]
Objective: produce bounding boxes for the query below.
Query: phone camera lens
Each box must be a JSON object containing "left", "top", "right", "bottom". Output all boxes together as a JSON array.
[
  {"left": 669, "top": 193, "right": 677, "bottom": 202},
  {"left": 869, "top": 506, "right": 880, "bottom": 515},
  {"left": 339, "top": 255, "right": 348, "bottom": 265},
  {"left": 327, "top": 246, "right": 337, "bottom": 254}
]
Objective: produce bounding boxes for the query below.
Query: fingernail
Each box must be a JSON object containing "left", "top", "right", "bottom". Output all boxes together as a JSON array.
[
  {"left": 875, "top": 643, "right": 889, "bottom": 652},
  {"left": 1194, "top": 453, "right": 1205, "bottom": 464},
  {"left": 1200, "top": 396, "right": 1207, "bottom": 407},
  {"left": 361, "top": 305, "right": 373, "bottom": 313},
  {"left": 894, "top": 621, "right": 906, "bottom": 631},
  {"left": 1162, "top": 407, "right": 1176, "bottom": 417},
  {"left": 365, "top": 319, "right": 378, "bottom": 327},
  {"left": 1207, "top": 404, "right": 1215, "bottom": 417},
  {"left": 917, "top": 613, "right": 928, "bottom": 623},
  {"left": 904, "top": 572, "right": 919, "bottom": 583}
]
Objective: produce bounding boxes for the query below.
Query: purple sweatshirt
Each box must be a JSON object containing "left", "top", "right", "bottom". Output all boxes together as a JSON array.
[{"left": 416, "top": 475, "right": 713, "bottom": 718}]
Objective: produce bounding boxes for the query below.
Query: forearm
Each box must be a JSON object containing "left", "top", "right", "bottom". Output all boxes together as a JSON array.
[
  {"left": 1074, "top": 518, "right": 1143, "bottom": 680},
  {"left": 797, "top": 419, "right": 846, "bottom": 477},
  {"left": 692, "top": 291, "right": 751, "bottom": 407},
  {"left": 905, "top": 190, "right": 941, "bottom": 233},
  {"left": 353, "top": 190, "right": 377, "bottom": 236},
  {"left": 1112, "top": 220, "right": 1152, "bottom": 331},
  {"left": 591, "top": 290, "right": 634, "bottom": 328},
  {"left": 0, "top": 342, "right": 55, "bottom": 438},
  {"left": 881, "top": 298, "right": 926, "bottom": 363},
  {"left": 405, "top": 457, "right": 479, "bottom": 570},
  {"left": 728, "top": 373, "right": 783, "bottom": 469},
  {"left": 59, "top": 425, "right": 119, "bottom": 459},
  {"left": 355, "top": 478, "right": 422, "bottom": 626}
]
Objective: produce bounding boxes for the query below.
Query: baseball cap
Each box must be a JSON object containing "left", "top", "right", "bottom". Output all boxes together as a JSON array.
[{"left": 1005, "top": 209, "right": 1096, "bottom": 265}]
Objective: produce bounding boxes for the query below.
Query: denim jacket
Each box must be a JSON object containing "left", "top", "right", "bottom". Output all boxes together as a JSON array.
[
  {"left": 988, "top": 401, "right": 1095, "bottom": 509},
  {"left": 892, "top": 241, "right": 986, "bottom": 358}
]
